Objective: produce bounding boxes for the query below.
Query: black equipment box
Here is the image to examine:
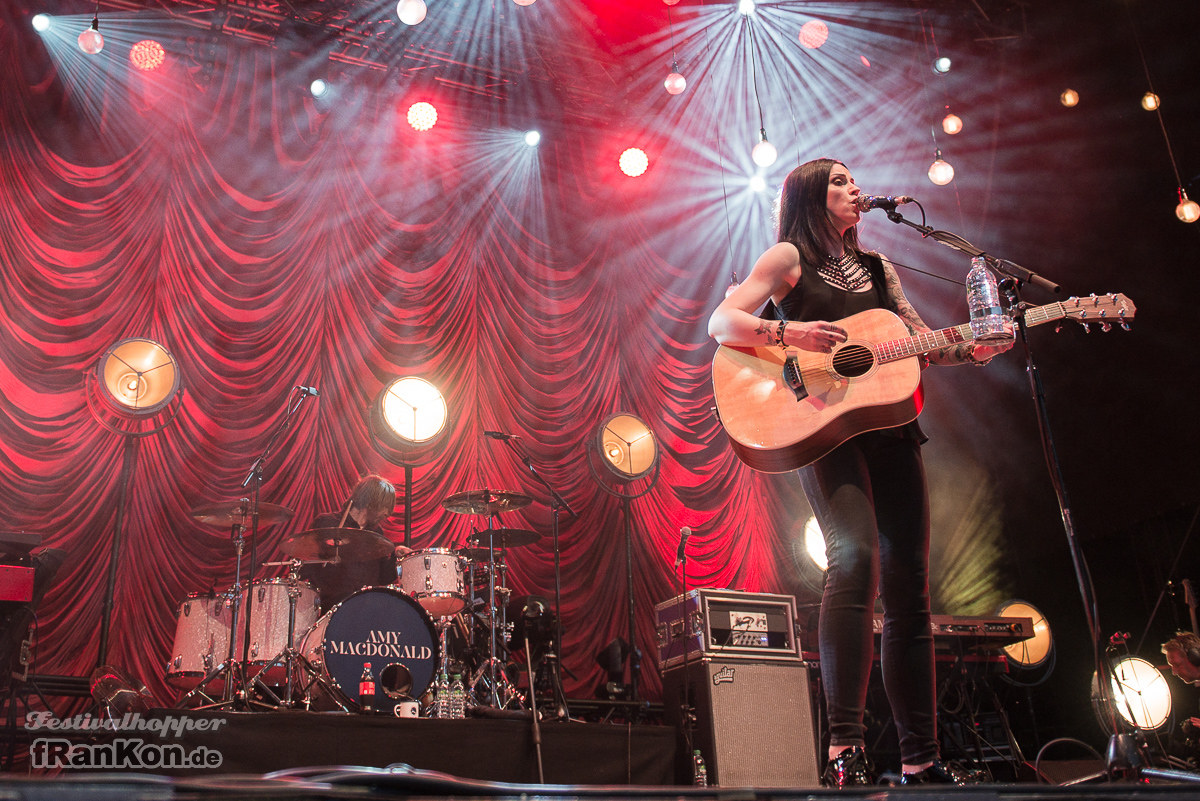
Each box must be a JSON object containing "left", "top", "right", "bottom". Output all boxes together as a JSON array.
[{"left": 653, "top": 588, "right": 801, "bottom": 670}]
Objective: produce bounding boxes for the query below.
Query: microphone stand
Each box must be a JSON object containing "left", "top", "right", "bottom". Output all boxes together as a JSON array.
[
  {"left": 496, "top": 435, "right": 576, "bottom": 720},
  {"left": 236, "top": 387, "right": 314, "bottom": 707},
  {"left": 879, "top": 208, "right": 1122, "bottom": 749}
]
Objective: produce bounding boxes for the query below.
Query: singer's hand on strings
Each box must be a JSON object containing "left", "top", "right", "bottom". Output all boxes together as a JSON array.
[{"left": 788, "top": 321, "right": 848, "bottom": 353}]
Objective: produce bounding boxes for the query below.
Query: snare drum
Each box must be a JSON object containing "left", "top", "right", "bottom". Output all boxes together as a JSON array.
[
  {"left": 300, "top": 586, "right": 438, "bottom": 711},
  {"left": 165, "top": 591, "right": 233, "bottom": 689},
  {"left": 233, "top": 578, "right": 321, "bottom": 685},
  {"left": 398, "top": 548, "right": 467, "bottom": 618}
]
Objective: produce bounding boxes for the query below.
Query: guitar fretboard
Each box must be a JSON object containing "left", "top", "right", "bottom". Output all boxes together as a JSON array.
[{"left": 875, "top": 301, "right": 1074, "bottom": 364}]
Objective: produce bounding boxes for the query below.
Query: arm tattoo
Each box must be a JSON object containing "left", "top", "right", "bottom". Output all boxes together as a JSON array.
[
  {"left": 881, "top": 258, "right": 972, "bottom": 365},
  {"left": 754, "top": 320, "right": 774, "bottom": 346}
]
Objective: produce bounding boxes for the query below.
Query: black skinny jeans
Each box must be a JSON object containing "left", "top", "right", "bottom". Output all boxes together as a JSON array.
[{"left": 799, "top": 431, "right": 939, "bottom": 766}]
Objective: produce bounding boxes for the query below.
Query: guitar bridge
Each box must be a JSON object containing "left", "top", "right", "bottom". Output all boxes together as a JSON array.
[{"left": 783, "top": 353, "right": 808, "bottom": 402}]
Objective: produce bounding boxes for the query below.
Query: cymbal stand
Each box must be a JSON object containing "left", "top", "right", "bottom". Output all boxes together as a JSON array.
[
  {"left": 468, "top": 518, "right": 521, "bottom": 709},
  {"left": 242, "top": 563, "right": 312, "bottom": 709},
  {"left": 495, "top": 435, "right": 576, "bottom": 719},
  {"left": 175, "top": 514, "right": 250, "bottom": 710}
]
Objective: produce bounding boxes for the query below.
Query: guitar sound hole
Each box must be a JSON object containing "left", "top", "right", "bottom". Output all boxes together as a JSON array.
[{"left": 831, "top": 344, "right": 873, "bottom": 378}]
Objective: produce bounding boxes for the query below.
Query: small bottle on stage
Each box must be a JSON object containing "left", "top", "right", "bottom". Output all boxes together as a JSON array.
[
  {"left": 966, "top": 256, "right": 1014, "bottom": 344},
  {"left": 692, "top": 749, "right": 708, "bottom": 786},
  {"left": 359, "top": 662, "right": 375, "bottom": 713},
  {"left": 432, "top": 672, "right": 449, "bottom": 718},
  {"left": 448, "top": 673, "right": 466, "bottom": 719}
]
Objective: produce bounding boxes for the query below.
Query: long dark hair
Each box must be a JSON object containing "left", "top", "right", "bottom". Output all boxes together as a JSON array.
[{"left": 776, "top": 158, "right": 861, "bottom": 268}]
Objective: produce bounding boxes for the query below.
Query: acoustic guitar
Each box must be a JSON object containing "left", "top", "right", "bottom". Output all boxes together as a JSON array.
[{"left": 711, "top": 293, "right": 1135, "bottom": 473}]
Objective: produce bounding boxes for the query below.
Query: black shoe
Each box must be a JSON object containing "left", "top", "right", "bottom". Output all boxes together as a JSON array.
[
  {"left": 822, "top": 746, "right": 875, "bottom": 788},
  {"left": 900, "top": 760, "right": 983, "bottom": 785}
]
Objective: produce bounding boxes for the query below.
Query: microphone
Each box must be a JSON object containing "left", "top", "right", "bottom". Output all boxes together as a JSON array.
[
  {"left": 484, "top": 431, "right": 520, "bottom": 440},
  {"left": 856, "top": 194, "right": 915, "bottom": 212},
  {"left": 298, "top": 386, "right": 320, "bottom": 397},
  {"left": 675, "top": 526, "right": 692, "bottom": 567}
]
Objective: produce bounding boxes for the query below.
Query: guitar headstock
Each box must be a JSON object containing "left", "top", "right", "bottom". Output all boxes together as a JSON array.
[{"left": 1055, "top": 292, "right": 1136, "bottom": 333}]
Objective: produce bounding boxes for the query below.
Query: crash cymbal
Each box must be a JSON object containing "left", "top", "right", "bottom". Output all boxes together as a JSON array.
[
  {"left": 464, "top": 528, "right": 541, "bottom": 553},
  {"left": 190, "top": 500, "right": 293, "bottom": 529},
  {"left": 441, "top": 489, "right": 532, "bottom": 516},
  {"left": 281, "top": 527, "right": 394, "bottom": 561}
]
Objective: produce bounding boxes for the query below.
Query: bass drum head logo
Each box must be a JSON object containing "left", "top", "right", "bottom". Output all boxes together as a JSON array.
[{"left": 315, "top": 587, "right": 438, "bottom": 707}]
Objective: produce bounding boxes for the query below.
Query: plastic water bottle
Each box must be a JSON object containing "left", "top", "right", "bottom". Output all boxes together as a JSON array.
[
  {"left": 692, "top": 749, "right": 708, "bottom": 786},
  {"left": 448, "top": 673, "right": 466, "bottom": 719},
  {"left": 431, "top": 672, "right": 449, "bottom": 719},
  {"left": 358, "top": 662, "right": 375, "bottom": 713},
  {"left": 966, "top": 256, "right": 1013, "bottom": 344}
]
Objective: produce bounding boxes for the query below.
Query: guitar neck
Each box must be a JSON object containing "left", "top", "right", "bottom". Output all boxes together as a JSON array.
[{"left": 876, "top": 301, "right": 1076, "bottom": 363}]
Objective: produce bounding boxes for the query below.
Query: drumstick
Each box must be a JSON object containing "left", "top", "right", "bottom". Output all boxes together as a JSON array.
[{"left": 337, "top": 500, "right": 355, "bottom": 528}]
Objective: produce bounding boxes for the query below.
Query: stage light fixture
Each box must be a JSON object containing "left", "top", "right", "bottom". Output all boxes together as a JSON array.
[
  {"left": 32, "top": 13, "right": 51, "bottom": 31},
  {"left": 130, "top": 40, "right": 165, "bottom": 72},
  {"left": 663, "top": 0, "right": 680, "bottom": 5},
  {"left": 749, "top": 175, "right": 767, "bottom": 193},
  {"left": 370, "top": 376, "right": 449, "bottom": 549},
  {"left": 594, "top": 413, "right": 658, "bottom": 481},
  {"left": 664, "top": 66, "right": 686, "bottom": 96},
  {"left": 373, "top": 376, "right": 448, "bottom": 449},
  {"left": 513, "top": 0, "right": 537, "bottom": 6},
  {"left": 96, "top": 338, "right": 181, "bottom": 417},
  {"left": 78, "top": 16, "right": 104, "bottom": 55},
  {"left": 799, "top": 20, "right": 828, "bottom": 49},
  {"left": 1177, "top": 189, "right": 1200, "bottom": 223},
  {"left": 396, "top": 0, "right": 427, "bottom": 25},
  {"left": 927, "top": 149, "right": 954, "bottom": 186},
  {"left": 1092, "top": 656, "right": 1172, "bottom": 731},
  {"left": 932, "top": 57, "right": 951, "bottom": 74},
  {"left": 752, "top": 129, "right": 777, "bottom": 168},
  {"left": 1141, "top": 92, "right": 1160, "bottom": 111},
  {"left": 524, "top": 130, "right": 541, "bottom": 147},
  {"left": 619, "top": 148, "right": 649, "bottom": 178},
  {"left": 738, "top": 0, "right": 755, "bottom": 15},
  {"left": 942, "top": 112, "right": 963, "bottom": 135},
  {"left": 408, "top": 101, "right": 438, "bottom": 131},
  {"left": 997, "top": 600, "right": 1052, "bottom": 669},
  {"left": 1060, "top": 88, "right": 1080, "bottom": 108},
  {"left": 310, "top": 79, "right": 329, "bottom": 98}
]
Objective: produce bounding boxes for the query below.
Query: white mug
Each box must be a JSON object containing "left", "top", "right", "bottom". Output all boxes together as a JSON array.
[{"left": 393, "top": 701, "right": 419, "bottom": 718}]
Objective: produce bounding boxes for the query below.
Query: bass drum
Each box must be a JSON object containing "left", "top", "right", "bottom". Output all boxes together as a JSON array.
[{"left": 300, "top": 586, "right": 438, "bottom": 711}]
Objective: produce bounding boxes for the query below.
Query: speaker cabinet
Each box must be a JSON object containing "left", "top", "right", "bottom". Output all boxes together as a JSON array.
[{"left": 662, "top": 659, "right": 821, "bottom": 788}]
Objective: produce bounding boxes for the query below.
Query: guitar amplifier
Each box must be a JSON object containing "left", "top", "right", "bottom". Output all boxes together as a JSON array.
[{"left": 654, "top": 589, "right": 801, "bottom": 670}]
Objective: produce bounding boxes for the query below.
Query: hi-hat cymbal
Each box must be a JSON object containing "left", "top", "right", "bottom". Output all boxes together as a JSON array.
[
  {"left": 462, "top": 528, "right": 541, "bottom": 556},
  {"left": 281, "top": 528, "right": 394, "bottom": 561},
  {"left": 190, "top": 500, "right": 294, "bottom": 529},
  {"left": 441, "top": 489, "right": 532, "bottom": 516}
]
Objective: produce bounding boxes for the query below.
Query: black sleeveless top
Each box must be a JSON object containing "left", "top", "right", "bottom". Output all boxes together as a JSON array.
[{"left": 763, "top": 249, "right": 924, "bottom": 444}]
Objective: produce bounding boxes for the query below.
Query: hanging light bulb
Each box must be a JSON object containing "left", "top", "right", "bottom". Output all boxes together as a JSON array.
[
  {"left": 752, "top": 129, "right": 777, "bottom": 168},
  {"left": 1177, "top": 188, "right": 1200, "bottom": 223},
  {"left": 396, "top": 0, "right": 427, "bottom": 25},
  {"left": 1060, "top": 88, "right": 1080, "bottom": 108},
  {"left": 78, "top": 16, "right": 104, "bottom": 55},
  {"left": 664, "top": 62, "right": 686, "bottom": 95},
  {"left": 942, "top": 112, "right": 963, "bottom": 135},
  {"left": 1141, "top": 92, "right": 1160, "bottom": 111},
  {"left": 927, "top": 149, "right": 954, "bottom": 186},
  {"left": 513, "top": 0, "right": 536, "bottom": 6}
]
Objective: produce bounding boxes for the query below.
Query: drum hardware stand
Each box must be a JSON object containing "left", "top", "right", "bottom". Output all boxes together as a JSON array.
[
  {"left": 468, "top": 522, "right": 523, "bottom": 709},
  {"left": 176, "top": 514, "right": 253, "bottom": 710},
  {"left": 490, "top": 435, "right": 577, "bottom": 720},
  {"left": 240, "top": 562, "right": 319, "bottom": 709}
]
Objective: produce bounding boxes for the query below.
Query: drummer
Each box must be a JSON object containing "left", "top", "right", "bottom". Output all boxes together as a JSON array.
[{"left": 300, "top": 474, "right": 410, "bottom": 610}]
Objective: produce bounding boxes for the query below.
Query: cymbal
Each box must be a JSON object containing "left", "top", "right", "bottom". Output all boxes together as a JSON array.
[
  {"left": 190, "top": 500, "right": 293, "bottom": 529},
  {"left": 463, "top": 528, "right": 541, "bottom": 555},
  {"left": 281, "top": 528, "right": 394, "bottom": 561},
  {"left": 441, "top": 489, "right": 532, "bottom": 516}
]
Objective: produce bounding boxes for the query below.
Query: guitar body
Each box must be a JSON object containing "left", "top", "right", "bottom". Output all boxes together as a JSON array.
[{"left": 712, "top": 307, "right": 923, "bottom": 473}]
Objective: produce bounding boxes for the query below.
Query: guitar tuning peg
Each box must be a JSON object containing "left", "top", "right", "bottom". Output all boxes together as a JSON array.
[
  {"left": 1120, "top": 321, "right": 1131, "bottom": 331},
  {"left": 1100, "top": 322, "right": 1112, "bottom": 332},
  {"left": 1079, "top": 322, "right": 1092, "bottom": 333},
  {"left": 1054, "top": 323, "right": 1063, "bottom": 333}
]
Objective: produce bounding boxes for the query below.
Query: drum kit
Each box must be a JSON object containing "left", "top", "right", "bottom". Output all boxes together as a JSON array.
[{"left": 166, "top": 489, "right": 548, "bottom": 715}]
